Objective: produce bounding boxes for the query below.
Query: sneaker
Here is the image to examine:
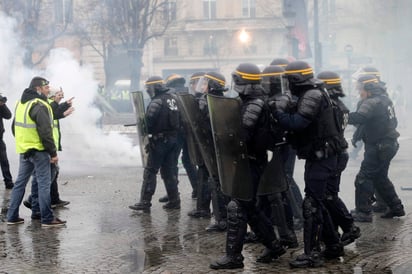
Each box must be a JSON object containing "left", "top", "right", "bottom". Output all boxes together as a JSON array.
[
  {"left": 7, "top": 217, "right": 24, "bottom": 225},
  {"left": 158, "top": 195, "right": 169, "bottom": 203},
  {"left": 51, "top": 200, "right": 70, "bottom": 209},
  {"left": 23, "top": 200, "right": 32, "bottom": 209},
  {"left": 41, "top": 218, "right": 66, "bottom": 227},
  {"left": 5, "top": 181, "right": 14, "bottom": 189}
]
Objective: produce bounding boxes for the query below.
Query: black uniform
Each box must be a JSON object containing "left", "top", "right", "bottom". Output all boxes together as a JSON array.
[
  {"left": 130, "top": 77, "right": 181, "bottom": 211},
  {"left": 273, "top": 61, "right": 343, "bottom": 268},
  {"left": 0, "top": 97, "right": 13, "bottom": 189},
  {"left": 348, "top": 76, "right": 404, "bottom": 220},
  {"left": 211, "top": 63, "right": 285, "bottom": 270}
]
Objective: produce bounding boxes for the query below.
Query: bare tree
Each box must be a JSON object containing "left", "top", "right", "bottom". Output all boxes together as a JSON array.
[
  {"left": 0, "top": 0, "right": 71, "bottom": 68},
  {"left": 78, "top": 0, "right": 173, "bottom": 91}
]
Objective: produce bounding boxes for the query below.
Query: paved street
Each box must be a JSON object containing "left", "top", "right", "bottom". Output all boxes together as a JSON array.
[{"left": 1, "top": 127, "right": 412, "bottom": 273}]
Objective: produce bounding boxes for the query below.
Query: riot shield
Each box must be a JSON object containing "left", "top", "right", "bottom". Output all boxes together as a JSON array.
[
  {"left": 176, "top": 93, "right": 218, "bottom": 176},
  {"left": 174, "top": 94, "right": 203, "bottom": 166},
  {"left": 207, "top": 94, "right": 253, "bottom": 201},
  {"left": 258, "top": 147, "right": 288, "bottom": 195},
  {"left": 131, "top": 91, "right": 149, "bottom": 167}
]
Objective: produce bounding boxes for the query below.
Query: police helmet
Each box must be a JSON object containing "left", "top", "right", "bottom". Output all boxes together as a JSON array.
[
  {"left": 284, "top": 61, "right": 314, "bottom": 84},
  {"left": 317, "top": 71, "right": 344, "bottom": 97},
  {"left": 197, "top": 71, "right": 227, "bottom": 94},
  {"left": 261, "top": 65, "right": 285, "bottom": 96},
  {"left": 356, "top": 74, "right": 383, "bottom": 94},
  {"left": 269, "top": 58, "right": 290, "bottom": 67},
  {"left": 232, "top": 63, "right": 261, "bottom": 85},
  {"left": 189, "top": 72, "right": 205, "bottom": 94},
  {"left": 145, "top": 76, "right": 168, "bottom": 98},
  {"left": 165, "top": 73, "right": 186, "bottom": 88}
]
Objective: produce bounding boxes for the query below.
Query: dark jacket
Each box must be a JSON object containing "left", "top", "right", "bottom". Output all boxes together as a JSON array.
[{"left": 0, "top": 103, "right": 12, "bottom": 139}]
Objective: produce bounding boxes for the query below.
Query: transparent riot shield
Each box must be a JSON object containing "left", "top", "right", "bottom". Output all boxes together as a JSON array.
[
  {"left": 131, "top": 91, "right": 149, "bottom": 167},
  {"left": 174, "top": 94, "right": 203, "bottom": 166},
  {"left": 176, "top": 93, "right": 217, "bottom": 175},
  {"left": 207, "top": 94, "right": 253, "bottom": 201}
]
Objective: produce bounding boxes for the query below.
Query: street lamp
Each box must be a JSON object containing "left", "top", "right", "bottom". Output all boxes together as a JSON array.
[{"left": 238, "top": 28, "right": 250, "bottom": 45}]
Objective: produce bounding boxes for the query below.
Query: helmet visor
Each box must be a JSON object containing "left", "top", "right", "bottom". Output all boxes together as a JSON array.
[{"left": 195, "top": 77, "right": 210, "bottom": 94}]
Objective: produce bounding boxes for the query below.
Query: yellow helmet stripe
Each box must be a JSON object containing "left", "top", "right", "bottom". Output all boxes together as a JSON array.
[
  {"left": 362, "top": 78, "right": 379, "bottom": 84},
  {"left": 319, "top": 78, "right": 341, "bottom": 84},
  {"left": 190, "top": 75, "right": 203, "bottom": 81},
  {"left": 235, "top": 70, "right": 260, "bottom": 80},
  {"left": 261, "top": 72, "right": 284, "bottom": 77},
  {"left": 205, "top": 74, "right": 225, "bottom": 85},
  {"left": 285, "top": 68, "right": 313, "bottom": 75},
  {"left": 145, "top": 79, "right": 164, "bottom": 85},
  {"left": 359, "top": 71, "right": 381, "bottom": 77}
]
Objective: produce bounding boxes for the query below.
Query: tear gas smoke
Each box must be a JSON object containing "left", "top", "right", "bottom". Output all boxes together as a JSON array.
[{"left": 0, "top": 12, "right": 140, "bottom": 176}]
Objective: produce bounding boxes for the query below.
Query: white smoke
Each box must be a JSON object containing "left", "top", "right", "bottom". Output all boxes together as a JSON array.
[{"left": 0, "top": 12, "right": 139, "bottom": 175}]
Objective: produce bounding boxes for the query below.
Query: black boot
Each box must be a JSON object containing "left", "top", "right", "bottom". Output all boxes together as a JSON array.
[
  {"left": 381, "top": 204, "right": 405, "bottom": 218},
  {"left": 322, "top": 243, "right": 344, "bottom": 259},
  {"left": 341, "top": 225, "right": 361, "bottom": 246},
  {"left": 129, "top": 201, "right": 151, "bottom": 211},
  {"left": 187, "top": 209, "right": 211, "bottom": 218},
  {"left": 159, "top": 195, "right": 169, "bottom": 203},
  {"left": 206, "top": 220, "right": 227, "bottom": 232},
  {"left": 280, "top": 231, "right": 299, "bottom": 248},
  {"left": 210, "top": 200, "right": 246, "bottom": 270},
  {"left": 290, "top": 251, "right": 324, "bottom": 268},
  {"left": 163, "top": 192, "right": 181, "bottom": 210},
  {"left": 256, "top": 240, "right": 286, "bottom": 263},
  {"left": 210, "top": 254, "right": 244, "bottom": 270},
  {"left": 352, "top": 210, "right": 372, "bottom": 222}
]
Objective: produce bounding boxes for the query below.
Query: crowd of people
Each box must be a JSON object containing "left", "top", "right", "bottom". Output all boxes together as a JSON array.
[{"left": 129, "top": 58, "right": 405, "bottom": 269}]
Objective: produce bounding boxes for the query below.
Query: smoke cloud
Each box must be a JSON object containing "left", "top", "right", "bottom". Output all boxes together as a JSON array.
[{"left": 0, "top": 12, "right": 140, "bottom": 176}]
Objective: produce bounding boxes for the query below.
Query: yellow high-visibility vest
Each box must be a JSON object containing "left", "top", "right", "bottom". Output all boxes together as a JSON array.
[{"left": 14, "top": 98, "right": 57, "bottom": 153}]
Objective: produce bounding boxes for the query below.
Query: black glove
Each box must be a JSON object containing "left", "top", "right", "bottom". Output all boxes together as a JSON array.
[{"left": 269, "top": 95, "right": 289, "bottom": 113}]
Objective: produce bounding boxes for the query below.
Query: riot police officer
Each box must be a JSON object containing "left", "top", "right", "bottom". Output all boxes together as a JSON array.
[
  {"left": 163, "top": 73, "right": 199, "bottom": 201},
  {"left": 129, "top": 76, "right": 181, "bottom": 211},
  {"left": 317, "top": 71, "right": 360, "bottom": 245},
  {"left": 271, "top": 61, "right": 343, "bottom": 268},
  {"left": 188, "top": 71, "right": 229, "bottom": 232},
  {"left": 210, "top": 63, "right": 285, "bottom": 270},
  {"left": 266, "top": 59, "right": 304, "bottom": 230},
  {"left": 348, "top": 75, "right": 405, "bottom": 221},
  {"left": 261, "top": 65, "right": 299, "bottom": 248}
]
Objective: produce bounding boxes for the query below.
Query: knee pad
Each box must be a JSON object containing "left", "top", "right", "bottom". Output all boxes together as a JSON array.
[{"left": 302, "top": 196, "right": 318, "bottom": 220}]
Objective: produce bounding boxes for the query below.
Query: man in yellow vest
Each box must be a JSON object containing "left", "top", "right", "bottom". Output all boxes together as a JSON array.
[{"left": 7, "top": 76, "right": 66, "bottom": 227}]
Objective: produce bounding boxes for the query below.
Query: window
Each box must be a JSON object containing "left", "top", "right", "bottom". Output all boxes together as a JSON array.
[
  {"left": 242, "top": 0, "right": 256, "bottom": 18},
  {"left": 55, "top": 0, "right": 73, "bottom": 25},
  {"left": 164, "top": 37, "right": 178, "bottom": 56},
  {"left": 203, "top": 0, "right": 216, "bottom": 20},
  {"left": 203, "top": 35, "right": 218, "bottom": 55},
  {"left": 164, "top": 0, "right": 177, "bottom": 21}
]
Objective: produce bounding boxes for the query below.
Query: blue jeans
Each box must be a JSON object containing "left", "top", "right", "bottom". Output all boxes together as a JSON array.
[{"left": 7, "top": 152, "right": 54, "bottom": 223}]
